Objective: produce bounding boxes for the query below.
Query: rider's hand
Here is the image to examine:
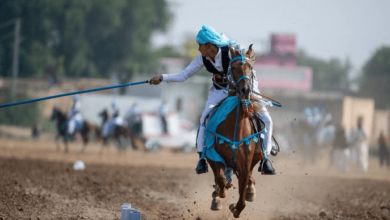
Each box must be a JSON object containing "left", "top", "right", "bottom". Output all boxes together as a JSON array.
[{"left": 149, "top": 75, "right": 163, "bottom": 85}]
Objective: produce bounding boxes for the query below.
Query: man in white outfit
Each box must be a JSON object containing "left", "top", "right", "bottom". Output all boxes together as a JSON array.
[
  {"left": 331, "top": 124, "right": 350, "bottom": 172},
  {"left": 68, "top": 95, "right": 83, "bottom": 139},
  {"left": 349, "top": 117, "right": 369, "bottom": 172},
  {"left": 102, "top": 100, "right": 122, "bottom": 138},
  {"left": 149, "top": 24, "right": 276, "bottom": 175}
]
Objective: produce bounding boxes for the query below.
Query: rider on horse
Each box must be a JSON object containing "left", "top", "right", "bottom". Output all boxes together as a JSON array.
[
  {"left": 149, "top": 24, "right": 276, "bottom": 175},
  {"left": 101, "top": 100, "right": 123, "bottom": 138},
  {"left": 68, "top": 95, "right": 83, "bottom": 139}
]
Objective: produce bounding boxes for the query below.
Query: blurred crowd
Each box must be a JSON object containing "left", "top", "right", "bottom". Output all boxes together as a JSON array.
[{"left": 281, "top": 107, "right": 390, "bottom": 172}]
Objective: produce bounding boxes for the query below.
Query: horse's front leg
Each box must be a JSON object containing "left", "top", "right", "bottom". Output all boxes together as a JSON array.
[
  {"left": 229, "top": 165, "right": 250, "bottom": 218},
  {"left": 63, "top": 140, "right": 69, "bottom": 153},
  {"left": 245, "top": 175, "right": 256, "bottom": 202},
  {"left": 246, "top": 151, "right": 261, "bottom": 202},
  {"left": 55, "top": 133, "right": 61, "bottom": 151},
  {"left": 79, "top": 132, "right": 88, "bottom": 154},
  {"left": 215, "top": 162, "right": 227, "bottom": 198},
  {"left": 208, "top": 160, "right": 224, "bottom": 211},
  {"left": 99, "top": 138, "right": 108, "bottom": 154}
]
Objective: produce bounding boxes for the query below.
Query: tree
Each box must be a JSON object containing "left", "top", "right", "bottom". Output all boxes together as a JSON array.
[
  {"left": 297, "top": 50, "right": 351, "bottom": 91},
  {"left": 0, "top": 0, "right": 171, "bottom": 79},
  {"left": 360, "top": 46, "right": 390, "bottom": 109}
]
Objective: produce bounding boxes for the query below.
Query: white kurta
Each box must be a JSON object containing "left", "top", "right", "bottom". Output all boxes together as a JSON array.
[
  {"left": 68, "top": 101, "right": 83, "bottom": 134},
  {"left": 102, "top": 106, "right": 124, "bottom": 138},
  {"left": 349, "top": 127, "right": 368, "bottom": 172},
  {"left": 162, "top": 46, "right": 273, "bottom": 155}
]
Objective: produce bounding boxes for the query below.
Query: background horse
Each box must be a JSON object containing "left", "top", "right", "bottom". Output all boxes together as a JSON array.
[
  {"left": 98, "top": 108, "right": 141, "bottom": 153},
  {"left": 206, "top": 44, "right": 264, "bottom": 218},
  {"left": 50, "top": 107, "right": 99, "bottom": 153}
]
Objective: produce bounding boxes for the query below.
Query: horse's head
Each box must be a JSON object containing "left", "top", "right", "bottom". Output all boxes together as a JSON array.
[
  {"left": 50, "top": 107, "right": 59, "bottom": 120},
  {"left": 227, "top": 44, "right": 256, "bottom": 101},
  {"left": 51, "top": 107, "right": 67, "bottom": 122},
  {"left": 98, "top": 108, "right": 109, "bottom": 122}
]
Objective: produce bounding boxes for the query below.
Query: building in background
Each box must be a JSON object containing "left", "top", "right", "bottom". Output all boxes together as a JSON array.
[{"left": 255, "top": 34, "right": 312, "bottom": 91}]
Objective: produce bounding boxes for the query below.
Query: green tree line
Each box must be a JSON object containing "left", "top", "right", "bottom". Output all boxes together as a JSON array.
[
  {"left": 297, "top": 49, "right": 352, "bottom": 91},
  {"left": 360, "top": 46, "right": 390, "bottom": 109},
  {"left": 0, "top": 0, "right": 171, "bottom": 79}
]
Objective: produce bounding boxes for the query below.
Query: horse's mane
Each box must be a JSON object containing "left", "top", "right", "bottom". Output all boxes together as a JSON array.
[{"left": 249, "top": 95, "right": 263, "bottom": 113}]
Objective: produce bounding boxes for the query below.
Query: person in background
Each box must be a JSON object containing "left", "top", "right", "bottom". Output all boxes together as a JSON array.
[
  {"left": 31, "top": 122, "right": 40, "bottom": 139},
  {"left": 331, "top": 124, "right": 350, "bottom": 172},
  {"left": 159, "top": 101, "right": 168, "bottom": 134},
  {"left": 68, "top": 95, "right": 83, "bottom": 140},
  {"left": 128, "top": 103, "right": 142, "bottom": 136},
  {"left": 378, "top": 131, "right": 390, "bottom": 169},
  {"left": 101, "top": 100, "right": 121, "bottom": 139},
  {"left": 349, "top": 117, "right": 368, "bottom": 172}
]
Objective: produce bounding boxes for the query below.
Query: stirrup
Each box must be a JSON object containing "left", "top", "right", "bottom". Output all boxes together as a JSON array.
[
  {"left": 270, "top": 143, "right": 281, "bottom": 156},
  {"left": 258, "top": 159, "right": 276, "bottom": 175},
  {"left": 195, "top": 158, "right": 208, "bottom": 174}
]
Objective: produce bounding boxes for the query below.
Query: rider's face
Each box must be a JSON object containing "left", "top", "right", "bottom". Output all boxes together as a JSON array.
[{"left": 198, "top": 43, "right": 209, "bottom": 57}]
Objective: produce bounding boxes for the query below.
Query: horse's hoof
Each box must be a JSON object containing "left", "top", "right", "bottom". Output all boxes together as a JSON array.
[
  {"left": 246, "top": 193, "right": 256, "bottom": 202},
  {"left": 229, "top": 204, "right": 235, "bottom": 212},
  {"left": 210, "top": 199, "right": 222, "bottom": 211},
  {"left": 246, "top": 184, "right": 256, "bottom": 202},
  {"left": 225, "top": 183, "right": 233, "bottom": 189}
]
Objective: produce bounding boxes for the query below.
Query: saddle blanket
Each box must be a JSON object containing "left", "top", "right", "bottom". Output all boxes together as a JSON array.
[{"left": 203, "top": 96, "right": 239, "bottom": 167}]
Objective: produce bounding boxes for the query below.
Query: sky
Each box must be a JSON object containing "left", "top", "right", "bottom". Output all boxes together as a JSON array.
[{"left": 152, "top": 0, "right": 390, "bottom": 78}]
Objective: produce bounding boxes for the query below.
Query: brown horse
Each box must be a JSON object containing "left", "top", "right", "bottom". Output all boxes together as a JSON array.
[
  {"left": 206, "top": 44, "right": 265, "bottom": 218},
  {"left": 97, "top": 108, "right": 142, "bottom": 153},
  {"left": 50, "top": 107, "right": 99, "bottom": 153}
]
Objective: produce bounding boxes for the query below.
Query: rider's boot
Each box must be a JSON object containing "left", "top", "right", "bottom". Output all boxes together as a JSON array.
[
  {"left": 195, "top": 152, "right": 208, "bottom": 174},
  {"left": 258, "top": 159, "right": 276, "bottom": 175}
]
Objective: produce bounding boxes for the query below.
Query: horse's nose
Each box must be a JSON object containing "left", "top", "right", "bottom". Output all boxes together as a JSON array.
[{"left": 240, "top": 86, "right": 250, "bottom": 99}]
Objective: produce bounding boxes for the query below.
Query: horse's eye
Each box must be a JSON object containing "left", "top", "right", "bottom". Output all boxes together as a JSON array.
[{"left": 250, "top": 66, "right": 253, "bottom": 70}]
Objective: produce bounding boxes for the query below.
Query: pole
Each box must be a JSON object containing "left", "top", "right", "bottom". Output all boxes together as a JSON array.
[
  {"left": 11, "top": 18, "right": 21, "bottom": 99},
  {"left": 0, "top": 80, "right": 149, "bottom": 108}
]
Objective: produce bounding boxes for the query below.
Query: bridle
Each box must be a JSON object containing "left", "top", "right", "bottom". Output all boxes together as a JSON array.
[{"left": 227, "top": 50, "right": 255, "bottom": 109}]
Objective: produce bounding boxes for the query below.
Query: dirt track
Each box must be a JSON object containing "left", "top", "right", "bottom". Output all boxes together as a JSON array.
[{"left": 0, "top": 137, "right": 390, "bottom": 220}]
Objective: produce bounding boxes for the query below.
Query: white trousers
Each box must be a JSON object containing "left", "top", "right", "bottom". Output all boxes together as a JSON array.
[
  {"left": 350, "top": 144, "right": 368, "bottom": 172},
  {"left": 68, "top": 114, "right": 83, "bottom": 135},
  {"left": 332, "top": 148, "right": 350, "bottom": 172},
  {"left": 196, "top": 86, "right": 273, "bottom": 155},
  {"left": 102, "top": 119, "right": 116, "bottom": 138}
]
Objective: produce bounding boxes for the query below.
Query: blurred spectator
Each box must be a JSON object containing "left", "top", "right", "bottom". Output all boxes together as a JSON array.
[
  {"left": 159, "top": 100, "right": 168, "bottom": 134},
  {"left": 31, "top": 122, "right": 40, "bottom": 139},
  {"left": 349, "top": 117, "right": 368, "bottom": 172},
  {"left": 101, "top": 100, "right": 121, "bottom": 138},
  {"left": 331, "top": 124, "right": 350, "bottom": 172},
  {"left": 378, "top": 131, "right": 390, "bottom": 169},
  {"left": 46, "top": 64, "right": 57, "bottom": 86},
  {"left": 68, "top": 95, "right": 83, "bottom": 140},
  {"left": 127, "top": 103, "right": 142, "bottom": 136}
]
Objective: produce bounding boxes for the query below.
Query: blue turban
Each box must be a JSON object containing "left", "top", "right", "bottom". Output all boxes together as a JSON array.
[{"left": 196, "top": 24, "right": 236, "bottom": 47}]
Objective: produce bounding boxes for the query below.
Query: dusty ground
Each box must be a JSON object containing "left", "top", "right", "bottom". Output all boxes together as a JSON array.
[{"left": 0, "top": 134, "right": 390, "bottom": 220}]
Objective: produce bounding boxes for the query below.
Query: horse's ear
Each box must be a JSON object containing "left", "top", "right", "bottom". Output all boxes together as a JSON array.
[
  {"left": 229, "top": 44, "right": 237, "bottom": 58},
  {"left": 246, "top": 44, "right": 255, "bottom": 60}
]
